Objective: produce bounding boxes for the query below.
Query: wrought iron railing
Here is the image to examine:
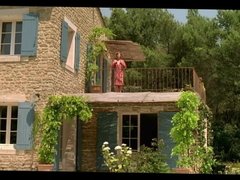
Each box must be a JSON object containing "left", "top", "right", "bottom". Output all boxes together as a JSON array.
[{"left": 112, "top": 67, "right": 206, "bottom": 102}]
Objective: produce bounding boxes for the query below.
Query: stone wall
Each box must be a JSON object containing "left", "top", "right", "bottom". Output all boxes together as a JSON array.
[
  {"left": 0, "top": 7, "right": 104, "bottom": 171},
  {"left": 0, "top": 150, "right": 38, "bottom": 171}
]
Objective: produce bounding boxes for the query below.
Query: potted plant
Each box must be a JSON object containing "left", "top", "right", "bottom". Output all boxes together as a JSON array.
[
  {"left": 36, "top": 96, "right": 92, "bottom": 171},
  {"left": 36, "top": 108, "right": 56, "bottom": 171},
  {"left": 90, "top": 79, "right": 102, "bottom": 93},
  {"left": 86, "top": 27, "right": 115, "bottom": 92},
  {"left": 32, "top": 112, "right": 54, "bottom": 171}
]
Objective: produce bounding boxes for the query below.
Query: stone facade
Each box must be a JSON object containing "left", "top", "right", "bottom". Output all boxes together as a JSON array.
[
  {"left": 81, "top": 102, "right": 178, "bottom": 172},
  {"left": 0, "top": 7, "right": 104, "bottom": 170}
]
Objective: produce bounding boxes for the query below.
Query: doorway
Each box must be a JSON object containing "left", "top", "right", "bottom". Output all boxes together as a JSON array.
[{"left": 140, "top": 113, "right": 158, "bottom": 148}]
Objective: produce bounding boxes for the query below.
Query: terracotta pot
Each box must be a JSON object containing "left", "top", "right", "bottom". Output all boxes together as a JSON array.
[
  {"left": 90, "top": 85, "right": 102, "bottom": 93},
  {"left": 172, "top": 167, "right": 194, "bottom": 174},
  {"left": 37, "top": 164, "right": 54, "bottom": 171}
]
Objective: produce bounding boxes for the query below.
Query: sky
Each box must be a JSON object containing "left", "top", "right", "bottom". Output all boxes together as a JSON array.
[{"left": 100, "top": 8, "right": 218, "bottom": 23}]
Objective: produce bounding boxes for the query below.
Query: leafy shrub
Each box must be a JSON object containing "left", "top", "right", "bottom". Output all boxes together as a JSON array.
[
  {"left": 102, "top": 142, "right": 132, "bottom": 172},
  {"left": 102, "top": 139, "right": 170, "bottom": 173},
  {"left": 131, "top": 139, "right": 170, "bottom": 173}
]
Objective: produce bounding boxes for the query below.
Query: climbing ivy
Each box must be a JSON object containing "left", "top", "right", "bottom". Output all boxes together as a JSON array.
[
  {"left": 37, "top": 95, "right": 92, "bottom": 164},
  {"left": 86, "top": 27, "right": 115, "bottom": 85},
  {"left": 170, "top": 91, "right": 215, "bottom": 173}
]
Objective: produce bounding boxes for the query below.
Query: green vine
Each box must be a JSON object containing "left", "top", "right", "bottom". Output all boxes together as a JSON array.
[
  {"left": 170, "top": 91, "right": 215, "bottom": 173},
  {"left": 86, "top": 27, "right": 115, "bottom": 84},
  {"left": 37, "top": 95, "right": 92, "bottom": 164}
]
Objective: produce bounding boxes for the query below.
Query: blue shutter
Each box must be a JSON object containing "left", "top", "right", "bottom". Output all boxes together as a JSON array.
[
  {"left": 74, "top": 32, "right": 80, "bottom": 71},
  {"left": 158, "top": 112, "right": 177, "bottom": 168},
  {"left": 21, "top": 13, "right": 39, "bottom": 56},
  {"left": 60, "top": 21, "right": 68, "bottom": 62},
  {"left": 103, "top": 59, "right": 108, "bottom": 92},
  {"left": 96, "top": 112, "right": 117, "bottom": 171},
  {"left": 15, "top": 102, "right": 35, "bottom": 150}
]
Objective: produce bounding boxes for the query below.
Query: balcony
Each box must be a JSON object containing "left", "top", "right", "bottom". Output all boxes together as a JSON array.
[{"left": 111, "top": 67, "right": 206, "bottom": 102}]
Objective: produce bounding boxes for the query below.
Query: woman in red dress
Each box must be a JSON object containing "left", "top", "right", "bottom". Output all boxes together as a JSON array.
[{"left": 111, "top": 52, "right": 127, "bottom": 92}]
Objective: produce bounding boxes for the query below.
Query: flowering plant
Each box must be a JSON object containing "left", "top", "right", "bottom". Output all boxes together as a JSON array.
[{"left": 102, "top": 142, "right": 132, "bottom": 172}]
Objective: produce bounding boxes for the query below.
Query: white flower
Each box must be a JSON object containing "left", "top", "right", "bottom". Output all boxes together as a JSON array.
[
  {"left": 121, "top": 143, "right": 126, "bottom": 147},
  {"left": 103, "top": 147, "right": 110, "bottom": 151},
  {"left": 127, "top": 150, "right": 132, "bottom": 155},
  {"left": 114, "top": 145, "right": 122, "bottom": 150},
  {"left": 103, "top": 142, "right": 109, "bottom": 145}
]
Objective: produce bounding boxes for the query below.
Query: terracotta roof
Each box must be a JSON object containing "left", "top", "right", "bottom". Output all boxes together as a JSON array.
[
  {"left": 76, "top": 92, "right": 181, "bottom": 103},
  {"left": 104, "top": 40, "right": 145, "bottom": 61}
]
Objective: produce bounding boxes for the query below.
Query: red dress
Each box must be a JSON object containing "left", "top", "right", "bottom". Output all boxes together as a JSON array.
[{"left": 112, "top": 59, "right": 127, "bottom": 86}]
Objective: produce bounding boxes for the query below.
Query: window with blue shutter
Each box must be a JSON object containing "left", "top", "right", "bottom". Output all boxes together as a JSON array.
[
  {"left": 60, "top": 21, "right": 68, "bottom": 62},
  {"left": 74, "top": 32, "right": 80, "bottom": 71},
  {"left": 21, "top": 13, "right": 39, "bottom": 56},
  {"left": 158, "top": 112, "right": 177, "bottom": 169},
  {"left": 15, "top": 102, "right": 35, "bottom": 150},
  {"left": 96, "top": 112, "right": 117, "bottom": 172}
]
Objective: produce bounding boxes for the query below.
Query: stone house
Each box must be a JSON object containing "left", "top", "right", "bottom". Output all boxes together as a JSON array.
[
  {"left": 0, "top": 6, "right": 206, "bottom": 172},
  {"left": 0, "top": 6, "right": 104, "bottom": 170}
]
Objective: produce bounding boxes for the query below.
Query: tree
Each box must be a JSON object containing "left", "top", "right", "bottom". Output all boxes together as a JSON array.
[
  {"left": 108, "top": 8, "right": 178, "bottom": 68},
  {"left": 108, "top": 8, "right": 131, "bottom": 40},
  {"left": 170, "top": 10, "right": 221, "bottom": 110},
  {"left": 210, "top": 10, "right": 240, "bottom": 162}
]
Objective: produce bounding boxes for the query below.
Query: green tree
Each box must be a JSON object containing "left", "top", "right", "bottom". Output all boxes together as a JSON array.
[
  {"left": 211, "top": 10, "right": 240, "bottom": 162},
  {"left": 107, "top": 8, "right": 178, "bottom": 68},
  {"left": 108, "top": 8, "right": 131, "bottom": 40},
  {"left": 172, "top": 10, "right": 219, "bottom": 81},
  {"left": 213, "top": 10, "right": 240, "bottom": 112}
]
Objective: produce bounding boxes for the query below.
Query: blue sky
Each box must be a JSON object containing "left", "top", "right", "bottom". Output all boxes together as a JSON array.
[{"left": 100, "top": 8, "right": 218, "bottom": 23}]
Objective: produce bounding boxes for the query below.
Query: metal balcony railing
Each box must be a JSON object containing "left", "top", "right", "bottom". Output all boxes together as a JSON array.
[{"left": 112, "top": 67, "right": 206, "bottom": 102}]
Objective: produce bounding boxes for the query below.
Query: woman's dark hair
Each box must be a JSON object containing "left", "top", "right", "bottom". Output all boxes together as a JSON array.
[{"left": 115, "top": 51, "right": 121, "bottom": 57}]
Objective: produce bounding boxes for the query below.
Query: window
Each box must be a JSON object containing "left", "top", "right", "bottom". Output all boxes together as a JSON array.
[
  {"left": 120, "top": 113, "right": 158, "bottom": 151},
  {"left": 0, "top": 105, "right": 18, "bottom": 144},
  {"left": 0, "top": 21, "right": 22, "bottom": 55},
  {"left": 60, "top": 17, "right": 80, "bottom": 72},
  {"left": 121, "top": 114, "right": 139, "bottom": 150},
  {"left": 0, "top": 102, "right": 35, "bottom": 152},
  {"left": 0, "top": 9, "right": 39, "bottom": 61}
]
